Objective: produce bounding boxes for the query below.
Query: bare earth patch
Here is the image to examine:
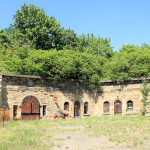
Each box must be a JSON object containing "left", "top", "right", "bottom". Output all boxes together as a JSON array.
[
  {"left": 51, "top": 126, "right": 135, "bottom": 150},
  {"left": 52, "top": 134, "right": 136, "bottom": 150}
]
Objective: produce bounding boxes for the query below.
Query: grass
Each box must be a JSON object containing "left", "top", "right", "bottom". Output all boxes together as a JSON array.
[
  {"left": 66, "top": 136, "right": 71, "bottom": 139},
  {"left": 0, "top": 115, "right": 150, "bottom": 149}
]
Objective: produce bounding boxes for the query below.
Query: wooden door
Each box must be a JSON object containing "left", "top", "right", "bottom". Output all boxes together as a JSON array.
[
  {"left": 103, "top": 102, "right": 110, "bottom": 113},
  {"left": 114, "top": 100, "right": 122, "bottom": 115},
  {"left": 21, "top": 96, "right": 40, "bottom": 120},
  {"left": 74, "top": 101, "right": 80, "bottom": 118}
]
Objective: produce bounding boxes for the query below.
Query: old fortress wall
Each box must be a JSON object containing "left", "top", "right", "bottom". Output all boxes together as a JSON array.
[{"left": 0, "top": 73, "right": 150, "bottom": 120}]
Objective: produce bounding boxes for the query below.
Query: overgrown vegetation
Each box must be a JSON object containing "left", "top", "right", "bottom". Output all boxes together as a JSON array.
[
  {"left": 1, "top": 3, "right": 150, "bottom": 88},
  {"left": 140, "top": 80, "right": 150, "bottom": 115}
]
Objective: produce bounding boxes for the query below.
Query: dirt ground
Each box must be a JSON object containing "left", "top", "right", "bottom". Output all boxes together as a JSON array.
[{"left": 51, "top": 126, "right": 137, "bottom": 150}]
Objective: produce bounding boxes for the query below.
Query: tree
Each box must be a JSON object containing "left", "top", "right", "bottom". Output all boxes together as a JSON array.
[
  {"left": 103, "top": 44, "right": 150, "bottom": 82},
  {"left": 76, "top": 33, "right": 115, "bottom": 58},
  {"left": 11, "top": 4, "right": 66, "bottom": 50},
  {"left": 62, "top": 28, "right": 78, "bottom": 50},
  {"left": 4, "top": 48, "right": 105, "bottom": 88},
  {"left": 119, "top": 44, "right": 139, "bottom": 53},
  {"left": 0, "top": 30, "right": 11, "bottom": 48}
]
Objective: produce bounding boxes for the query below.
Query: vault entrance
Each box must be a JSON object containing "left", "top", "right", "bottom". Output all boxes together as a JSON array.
[{"left": 21, "top": 96, "right": 40, "bottom": 120}]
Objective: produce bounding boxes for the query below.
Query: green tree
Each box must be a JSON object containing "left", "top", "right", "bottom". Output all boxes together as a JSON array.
[
  {"left": 119, "top": 44, "right": 139, "bottom": 53},
  {"left": 11, "top": 4, "right": 66, "bottom": 50},
  {"left": 104, "top": 44, "right": 150, "bottom": 82},
  {"left": 62, "top": 29, "right": 78, "bottom": 50},
  {"left": 0, "top": 30, "right": 11, "bottom": 48},
  {"left": 4, "top": 48, "right": 105, "bottom": 88},
  {"left": 76, "top": 33, "right": 115, "bottom": 58}
]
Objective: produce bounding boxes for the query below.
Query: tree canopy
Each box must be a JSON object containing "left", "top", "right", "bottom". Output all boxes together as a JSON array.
[{"left": 1, "top": 4, "right": 150, "bottom": 88}]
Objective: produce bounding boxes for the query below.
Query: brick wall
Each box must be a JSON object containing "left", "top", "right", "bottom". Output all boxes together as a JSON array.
[{"left": 1, "top": 73, "right": 150, "bottom": 119}]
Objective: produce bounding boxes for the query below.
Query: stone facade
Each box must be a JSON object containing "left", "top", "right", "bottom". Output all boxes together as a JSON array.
[{"left": 0, "top": 73, "right": 150, "bottom": 120}]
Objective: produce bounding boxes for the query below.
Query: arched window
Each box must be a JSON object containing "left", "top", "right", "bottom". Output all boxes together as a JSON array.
[
  {"left": 103, "top": 101, "right": 110, "bottom": 113},
  {"left": 64, "top": 102, "right": 69, "bottom": 111},
  {"left": 84, "top": 102, "right": 88, "bottom": 114},
  {"left": 127, "top": 100, "right": 133, "bottom": 111}
]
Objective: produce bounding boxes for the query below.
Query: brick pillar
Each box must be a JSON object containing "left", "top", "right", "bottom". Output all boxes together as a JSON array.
[
  {"left": 122, "top": 99, "right": 126, "bottom": 115},
  {"left": 110, "top": 101, "right": 114, "bottom": 116}
]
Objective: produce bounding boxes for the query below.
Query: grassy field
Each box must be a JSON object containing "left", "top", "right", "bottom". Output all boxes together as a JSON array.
[{"left": 0, "top": 116, "right": 150, "bottom": 150}]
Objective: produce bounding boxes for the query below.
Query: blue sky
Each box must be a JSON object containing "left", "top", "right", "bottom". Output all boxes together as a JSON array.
[{"left": 0, "top": 0, "right": 150, "bottom": 51}]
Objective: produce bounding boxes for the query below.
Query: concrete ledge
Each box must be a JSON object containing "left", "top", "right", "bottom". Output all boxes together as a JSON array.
[
  {"left": 126, "top": 111, "right": 137, "bottom": 115},
  {"left": 102, "top": 113, "right": 110, "bottom": 115},
  {"left": 145, "top": 114, "right": 150, "bottom": 117},
  {"left": 84, "top": 114, "right": 90, "bottom": 117}
]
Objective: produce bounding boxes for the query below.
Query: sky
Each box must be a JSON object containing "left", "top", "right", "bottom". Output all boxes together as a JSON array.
[{"left": 0, "top": 0, "right": 150, "bottom": 52}]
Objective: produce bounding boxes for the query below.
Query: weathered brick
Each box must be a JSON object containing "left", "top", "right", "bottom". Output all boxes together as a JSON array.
[{"left": 0, "top": 73, "right": 150, "bottom": 119}]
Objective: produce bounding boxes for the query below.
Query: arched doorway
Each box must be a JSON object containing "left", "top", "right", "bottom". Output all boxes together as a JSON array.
[
  {"left": 74, "top": 101, "right": 80, "bottom": 118},
  {"left": 114, "top": 100, "right": 122, "bottom": 115},
  {"left": 21, "top": 96, "right": 40, "bottom": 120}
]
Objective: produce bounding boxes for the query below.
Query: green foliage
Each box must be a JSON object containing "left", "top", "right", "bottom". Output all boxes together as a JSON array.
[
  {"left": 140, "top": 80, "right": 150, "bottom": 115},
  {"left": 0, "top": 42, "right": 14, "bottom": 73},
  {"left": 104, "top": 44, "right": 150, "bottom": 82},
  {"left": 0, "top": 30, "right": 11, "bottom": 48},
  {"left": 11, "top": 4, "right": 58, "bottom": 49},
  {"left": 3, "top": 49, "right": 105, "bottom": 88},
  {"left": 1, "top": 3, "right": 150, "bottom": 88},
  {"left": 76, "top": 33, "right": 115, "bottom": 58},
  {"left": 10, "top": 4, "right": 78, "bottom": 51},
  {"left": 62, "top": 29, "right": 78, "bottom": 50}
]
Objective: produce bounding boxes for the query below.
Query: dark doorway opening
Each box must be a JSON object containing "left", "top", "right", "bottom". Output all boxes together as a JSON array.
[
  {"left": 64, "top": 102, "right": 69, "bottom": 111},
  {"left": 13, "top": 105, "right": 17, "bottom": 119},
  {"left": 74, "top": 101, "right": 80, "bottom": 118},
  {"left": 43, "top": 105, "right": 46, "bottom": 116},
  {"left": 84, "top": 102, "right": 88, "bottom": 114}
]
